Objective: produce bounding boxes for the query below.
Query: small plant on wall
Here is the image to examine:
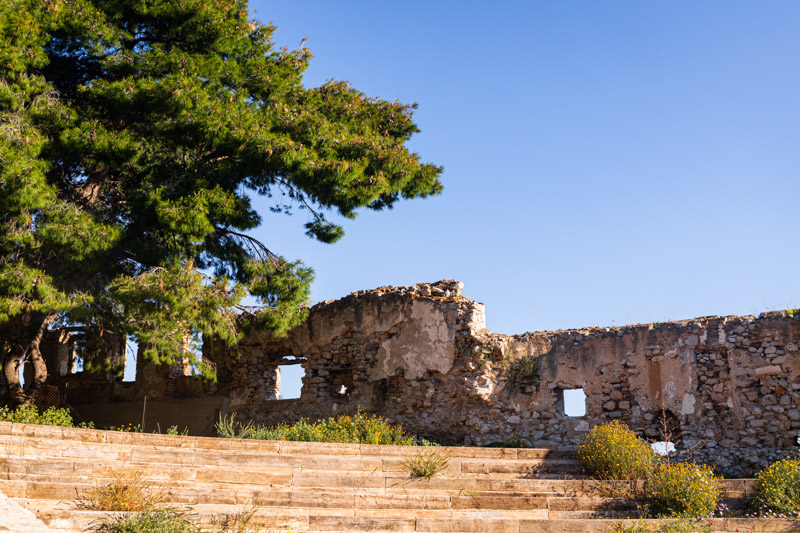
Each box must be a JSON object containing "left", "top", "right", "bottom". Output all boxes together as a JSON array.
[{"left": 505, "top": 356, "right": 540, "bottom": 392}]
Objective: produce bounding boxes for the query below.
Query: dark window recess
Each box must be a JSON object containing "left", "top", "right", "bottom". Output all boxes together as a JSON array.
[{"left": 330, "top": 369, "right": 354, "bottom": 398}]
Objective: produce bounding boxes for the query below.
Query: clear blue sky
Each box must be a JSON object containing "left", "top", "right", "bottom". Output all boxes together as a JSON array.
[
  {"left": 116, "top": 1, "right": 799, "bottom": 403},
  {"left": 247, "top": 0, "right": 800, "bottom": 338}
]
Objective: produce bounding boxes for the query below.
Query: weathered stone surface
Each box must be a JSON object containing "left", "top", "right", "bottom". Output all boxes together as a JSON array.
[
  {"left": 43, "top": 280, "right": 800, "bottom": 477},
  {"left": 755, "top": 365, "right": 783, "bottom": 377}
]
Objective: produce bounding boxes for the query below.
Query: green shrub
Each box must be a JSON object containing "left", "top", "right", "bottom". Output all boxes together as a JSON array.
[
  {"left": 401, "top": 450, "right": 450, "bottom": 479},
  {"left": 216, "top": 412, "right": 415, "bottom": 445},
  {"left": 646, "top": 462, "right": 720, "bottom": 518},
  {"left": 752, "top": 457, "right": 800, "bottom": 517},
  {"left": 94, "top": 510, "right": 200, "bottom": 533},
  {"left": 577, "top": 420, "right": 659, "bottom": 480},
  {"left": 0, "top": 405, "right": 93, "bottom": 428}
]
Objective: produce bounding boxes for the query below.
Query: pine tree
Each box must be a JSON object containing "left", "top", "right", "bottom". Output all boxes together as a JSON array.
[{"left": 0, "top": 0, "right": 442, "bottom": 405}]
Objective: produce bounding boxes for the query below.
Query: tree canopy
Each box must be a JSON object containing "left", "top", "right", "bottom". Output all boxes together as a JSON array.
[{"left": 0, "top": 0, "right": 442, "bottom": 404}]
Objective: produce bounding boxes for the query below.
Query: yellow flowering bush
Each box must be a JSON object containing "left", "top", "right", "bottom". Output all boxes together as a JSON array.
[
  {"left": 646, "top": 462, "right": 720, "bottom": 517},
  {"left": 577, "top": 420, "right": 659, "bottom": 480},
  {"left": 753, "top": 457, "right": 800, "bottom": 517}
]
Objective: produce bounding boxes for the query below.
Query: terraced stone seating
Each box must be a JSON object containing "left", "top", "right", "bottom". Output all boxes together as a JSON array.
[{"left": 0, "top": 421, "right": 796, "bottom": 533}]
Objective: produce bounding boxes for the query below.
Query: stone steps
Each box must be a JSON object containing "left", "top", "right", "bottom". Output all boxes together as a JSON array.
[
  {"left": 0, "top": 422, "right": 787, "bottom": 533},
  {"left": 15, "top": 505, "right": 800, "bottom": 533}
]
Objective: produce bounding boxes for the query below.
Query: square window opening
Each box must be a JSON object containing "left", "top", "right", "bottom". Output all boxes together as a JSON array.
[
  {"left": 561, "top": 388, "right": 587, "bottom": 417},
  {"left": 278, "top": 364, "right": 305, "bottom": 400}
]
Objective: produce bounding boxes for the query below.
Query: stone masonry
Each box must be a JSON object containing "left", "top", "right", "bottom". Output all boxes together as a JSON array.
[{"left": 200, "top": 280, "right": 800, "bottom": 476}]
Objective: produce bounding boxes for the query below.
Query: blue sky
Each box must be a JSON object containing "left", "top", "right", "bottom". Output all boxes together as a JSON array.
[
  {"left": 116, "top": 2, "right": 800, "bottom": 400},
  {"left": 248, "top": 0, "right": 800, "bottom": 339}
]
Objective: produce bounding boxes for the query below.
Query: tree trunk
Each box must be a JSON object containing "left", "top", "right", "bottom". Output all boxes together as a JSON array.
[{"left": 1, "top": 314, "right": 56, "bottom": 407}]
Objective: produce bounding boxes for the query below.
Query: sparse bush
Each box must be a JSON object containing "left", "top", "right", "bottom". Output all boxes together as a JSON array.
[
  {"left": 646, "top": 462, "right": 720, "bottom": 518},
  {"left": 208, "top": 501, "right": 260, "bottom": 532},
  {"left": 401, "top": 450, "right": 450, "bottom": 479},
  {"left": 84, "top": 469, "right": 165, "bottom": 512},
  {"left": 577, "top": 420, "right": 659, "bottom": 480},
  {"left": 0, "top": 405, "right": 93, "bottom": 428},
  {"left": 612, "top": 518, "right": 711, "bottom": 533},
  {"left": 752, "top": 456, "right": 800, "bottom": 517},
  {"left": 217, "top": 412, "right": 415, "bottom": 445},
  {"left": 93, "top": 509, "right": 200, "bottom": 533}
]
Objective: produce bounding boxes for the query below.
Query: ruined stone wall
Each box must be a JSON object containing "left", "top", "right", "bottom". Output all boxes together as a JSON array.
[{"left": 204, "top": 280, "right": 800, "bottom": 475}]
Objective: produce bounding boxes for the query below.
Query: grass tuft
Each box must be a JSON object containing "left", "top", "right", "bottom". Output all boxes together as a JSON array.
[{"left": 401, "top": 450, "right": 450, "bottom": 479}]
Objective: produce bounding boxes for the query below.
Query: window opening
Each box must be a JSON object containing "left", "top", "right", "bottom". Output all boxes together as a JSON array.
[
  {"left": 278, "top": 364, "right": 304, "bottom": 399},
  {"left": 562, "top": 388, "right": 587, "bottom": 417},
  {"left": 123, "top": 341, "right": 137, "bottom": 382}
]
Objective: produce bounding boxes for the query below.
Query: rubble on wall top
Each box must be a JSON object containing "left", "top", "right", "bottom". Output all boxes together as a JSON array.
[{"left": 312, "top": 279, "right": 469, "bottom": 310}]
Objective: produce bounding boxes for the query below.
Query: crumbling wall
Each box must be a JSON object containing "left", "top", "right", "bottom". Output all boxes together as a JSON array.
[{"left": 205, "top": 280, "right": 800, "bottom": 475}]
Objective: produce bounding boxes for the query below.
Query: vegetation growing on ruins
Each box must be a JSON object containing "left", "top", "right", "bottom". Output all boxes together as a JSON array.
[
  {"left": 611, "top": 518, "right": 711, "bottom": 533},
  {"left": 215, "top": 411, "right": 416, "bottom": 445},
  {"left": 752, "top": 456, "right": 800, "bottom": 518},
  {"left": 0, "top": 404, "right": 92, "bottom": 427},
  {"left": 505, "top": 356, "right": 540, "bottom": 391},
  {"left": 0, "top": 0, "right": 441, "bottom": 406},
  {"left": 401, "top": 450, "right": 451, "bottom": 479},
  {"left": 94, "top": 510, "right": 203, "bottom": 533},
  {"left": 84, "top": 468, "right": 166, "bottom": 513},
  {"left": 579, "top": 421, "right": 722, "bottom": 519},
  {"left": 577, "top": 420, "right": 659, "bottom": 480},
  {"left": 645, "top": 462, "right": 720, "bottom": 518}
]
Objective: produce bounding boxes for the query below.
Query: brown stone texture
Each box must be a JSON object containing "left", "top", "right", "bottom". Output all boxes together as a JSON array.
[
  {"left": 202, "top": 280, "right": 799, "bottom": 475},
  {"left": 43, "top": 280, "right": 800, "bottom": 476}
]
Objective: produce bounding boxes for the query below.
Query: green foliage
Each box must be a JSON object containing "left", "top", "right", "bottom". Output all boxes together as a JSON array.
[
  {"left": 0, "top": 405, "right": 93, "bottom": 428},
  {"left": 612, "top": 518, "right": 711, "bottom": 533},
  {"left": 401, "top": 450, "right": 450, "bottom": 479},
  {"left": 752, "top": 457, "right": 800, "bottom": 517},
  {"left": 216, "top": 412, "right": 415, "bottom": 445},
  {"left": 166, "top": 425, "right": 189, "bottom": 436},
  {"left": 505, "top": 356, "right": 540, "bottom": 391},
  {"left": 577, "top": 421, "right": 659, "bottom": 480},
  {"left": 645, "top": 462, "right": 720, "bottom": 518},
  {"left": 94, "top": 510, "right": 201, "bottom": 533},
  {"left": 785, "top": 308, "right": 800, "bottom": 317},
  {"left": 0, "top": 0, "right": 442, "bottom": 395}
]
